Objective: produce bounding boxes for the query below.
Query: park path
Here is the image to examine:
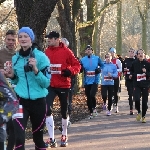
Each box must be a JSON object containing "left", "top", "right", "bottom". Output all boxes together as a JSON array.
[{"left": 26, "top": 80, "right": 150, "bottom": 150}]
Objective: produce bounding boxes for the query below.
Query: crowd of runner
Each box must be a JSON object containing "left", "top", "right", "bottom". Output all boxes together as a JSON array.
[{"left": 0, "top": 27, "right": 150, "bottom": 150}]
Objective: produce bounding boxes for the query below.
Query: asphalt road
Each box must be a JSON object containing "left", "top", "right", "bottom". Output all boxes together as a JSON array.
[{"left": 25, "top": 80, "right": 150, "bottom": 150}]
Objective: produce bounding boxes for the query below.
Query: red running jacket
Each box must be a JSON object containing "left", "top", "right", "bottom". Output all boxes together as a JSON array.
[{"left": 45, "top": 42, "right": 81, "bottom": 88}]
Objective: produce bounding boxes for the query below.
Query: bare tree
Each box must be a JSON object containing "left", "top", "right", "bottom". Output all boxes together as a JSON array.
[
  {"left": 0, "top": 0, "right": 6, "bottom": 5},
  {"left": 116, "top": 1, "right": 122, "bottom": 55},
  {"left": 137, "top": 0, "right": 150, "bottom": 54},
  {"left": 0, "top": 8, "right": 14, "bottom": 24},
  {"left": 56, "top": 0, "right": 80, "bottom": 54},
  {"left": 15, "top": 0, "right": 59, "bottom": 49}
]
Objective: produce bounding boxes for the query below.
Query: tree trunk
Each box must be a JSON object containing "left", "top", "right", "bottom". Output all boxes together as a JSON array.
[
  {"left": 141, "top": 17, "right": 147, "bottom": 53},
  {"left": 56, "top": 0, "right": 79, "bottom": 55},
  {"left": 15, "top": 0, "right": 59, "bottom": 49},
  {"left": 137, "top": 0, "right": 149, "bottom": 54},
  {"left": 116, "top": 1, "right": 122, "bottom": 55},
  {"left": 92, "top": 1, "right": 98, "bottom": 54},
  {"left": 0, "top": 0, "right": 5, "bottom": 5},
  {"left": 93, "top": 0, "right": 108, "bottom": 56},
  {"left": 79, "top": 0, "right": 97, "bottom": 51}
]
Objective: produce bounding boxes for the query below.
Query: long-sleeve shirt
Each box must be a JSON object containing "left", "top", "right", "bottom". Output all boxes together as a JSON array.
[
  {"left": 130, "top": 59, "right": 150, "bottom": 87},
  {"left": 122, "top": 58, "right": 135, "bottom": 81},
  {"left": 101, "top": 61, "right": 118, "bottom": 85},
  {"left": 111, "top": 58, "right": 122, "bottom": 77}
]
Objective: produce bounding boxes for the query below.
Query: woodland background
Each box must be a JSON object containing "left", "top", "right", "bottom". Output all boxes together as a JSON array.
[{"left": 0, "top": 0, "right": 150, "bottom": 59}]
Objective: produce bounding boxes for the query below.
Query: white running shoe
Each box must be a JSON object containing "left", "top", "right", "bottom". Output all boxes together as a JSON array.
[
  {"left": 93, "top": 109, "right": 98, "bottom": 117},
  {"left": 106, "top": 110, "right": 111, "bottom": 116},
  {"left": 88, "top": 114, "right": 93, "bottom": 119}
]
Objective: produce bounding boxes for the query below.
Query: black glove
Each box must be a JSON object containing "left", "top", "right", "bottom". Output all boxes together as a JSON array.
[
  {"left": 95, "top": 68, "right": 101, "bottom": 74},
  {"left": 62, "top": 69, "right": 71, "bottom": 77}
]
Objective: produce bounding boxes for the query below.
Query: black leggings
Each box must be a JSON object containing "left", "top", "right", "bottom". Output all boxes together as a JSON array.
[
  {"left": 13, "top": 98, "right": 46, "bottom": 150},
  {"left": 68, "top": 86, "right": 74, "bottom": 115},
  {"left": 85, "top": 84, "right": 98, "bottom": 113},
  {"left": 113, "top": 78, "right": 120, "bottom": 106},
  {"left": 134, "top": 86, "right": 148, "bottom": 117},
  {"left": 6, "top": 119, "right": 15, "bottom": 150},
  {"left": 126, "top": 80, "right": 133, "bottom": 110},
  {"left": 101, "top": 85, "right": 113, "bottom": 111},
  {"left": 46, "top": 86, "right": 69, "bottom": 119}
]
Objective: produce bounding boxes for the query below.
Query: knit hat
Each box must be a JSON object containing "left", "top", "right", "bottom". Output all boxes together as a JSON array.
[{"left": 18, "top": 27, "right": 35, "bottom": 42}]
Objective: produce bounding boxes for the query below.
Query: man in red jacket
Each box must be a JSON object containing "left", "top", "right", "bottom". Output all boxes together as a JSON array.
[{"left": 45, "top": 31, "right": 81, "bottom": 147}]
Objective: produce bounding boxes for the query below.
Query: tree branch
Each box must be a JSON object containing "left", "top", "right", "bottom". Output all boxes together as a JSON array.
[
  {"left": 0, "top": 0, "right": 6, "bottom": 5},
  {"left": 77, "top": 0, "right": 122, "bottom": 29},
  {"left": 0, "top": 8, "right": 14, "bottom": 24}
]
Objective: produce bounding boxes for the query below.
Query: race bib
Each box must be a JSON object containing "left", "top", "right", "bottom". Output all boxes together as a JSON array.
[
  {"left": 124, "top": 68, "right": 130, "bottom": 74},
  {"left": 86, "top": 71, "right": 95, "bottom": 77},
  {"left": 12, "top": 105, "right": 23, "bottom": 119},
  {"left": 127, "top": 70, "right": 130, "bottom": 74},
  {"left": 137, "top": 73, "right": 146, "bottom": 81},
  {"left": 50, "top": 64, "right": 62, "bottom": 74},
  {"left": 104, "top": 76, "right": 113, "bottom": 81}
]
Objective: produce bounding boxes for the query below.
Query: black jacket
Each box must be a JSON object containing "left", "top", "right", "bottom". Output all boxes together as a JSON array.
[
  {"left": 130, "top": 59, "right": 150, "bottom": 87},
  {"left": 123, "top": 58, "right": 135, "bottom": 81}
]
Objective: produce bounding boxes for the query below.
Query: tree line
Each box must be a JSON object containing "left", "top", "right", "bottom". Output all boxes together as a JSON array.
[{"left": 1, "top": 0, "right": 150, "bottom": 57}]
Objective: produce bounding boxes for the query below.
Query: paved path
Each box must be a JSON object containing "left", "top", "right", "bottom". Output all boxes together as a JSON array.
[{"left": 26, "top": 80, "right": 150, "bottom": 150}]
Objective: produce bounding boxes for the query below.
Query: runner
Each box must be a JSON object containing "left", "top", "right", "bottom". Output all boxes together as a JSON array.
[
  {"left": 80, "top": 45, "right": 104, "bottom": 119},
  {"left": 109, "top": 47, "right": 122, "bottom": 113},
  {"left": 122, "top": 48, "right": 135, "bottom": 115},
  {"left": 129, "top": 49, "right": 150, "bottom": 123},
  {"left": 45, "top": 31, "right": 80, "bottom": 147},
  {"left": 101, "top": 53, "right": 117, "bottom": 116}
]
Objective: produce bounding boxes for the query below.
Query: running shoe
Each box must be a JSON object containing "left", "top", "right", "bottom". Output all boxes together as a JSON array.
[
  {"left": 93, "top": 109, "right": 98, "bottom": 117},
  {"left": 45, "top": 138, "right": 57, "bottom": 148},
  {"left": 142, "top": 117, "right": 146, "bottom": 123},
  {"left": 136, "top": 112, "right": 141, "bottom": 121},
  {"left": 60, "top": 135, "right": 68, "bottom": 147},
  {"left": 106, "top": 110, "right": 111, "bottom": 116}
]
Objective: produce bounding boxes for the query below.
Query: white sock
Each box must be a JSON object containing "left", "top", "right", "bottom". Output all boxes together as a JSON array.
[
  {"left": 62, "top": 118, "right": 67, "bottom": 136},
  {"left": 46, "top": 115, "right": 54, "bottom": 140}
]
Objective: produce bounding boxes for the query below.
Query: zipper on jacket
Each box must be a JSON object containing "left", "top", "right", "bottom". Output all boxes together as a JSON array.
[{"left": 24, "top": 59, "right": 30, "bottom": 99}]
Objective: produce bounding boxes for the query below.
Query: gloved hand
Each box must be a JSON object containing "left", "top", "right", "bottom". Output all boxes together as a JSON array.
[
  {"left": 95, "top": 68, "right": 101, "bottom": 74},
  {"left": 62, "top": 69, "right": 71, "bottom": 77}
]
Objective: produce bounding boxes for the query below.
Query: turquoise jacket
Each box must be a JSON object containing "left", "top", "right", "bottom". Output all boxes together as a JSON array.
[{"left": 11, "top": 48, "right": 50, "bottom": 100}]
